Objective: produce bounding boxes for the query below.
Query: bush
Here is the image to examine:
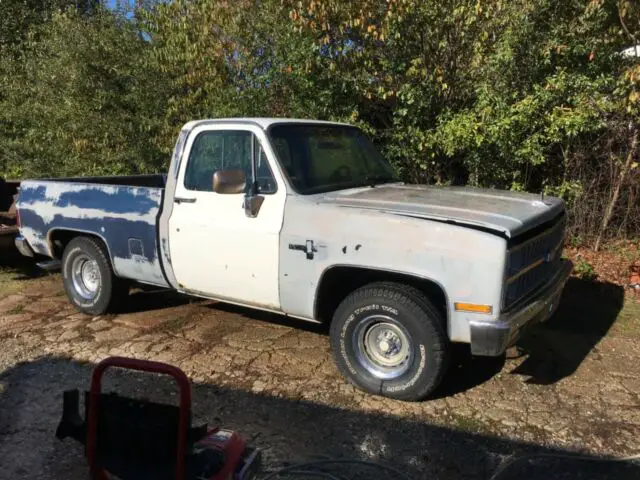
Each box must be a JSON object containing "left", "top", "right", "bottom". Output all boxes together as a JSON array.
[{"left": 574, "top": 260, "right": 598, "bottom": 281}]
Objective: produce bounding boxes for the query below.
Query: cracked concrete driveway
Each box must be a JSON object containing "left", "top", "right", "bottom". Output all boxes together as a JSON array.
[{"left": 0, "top": 259, "right": 639, "bottom": 479}]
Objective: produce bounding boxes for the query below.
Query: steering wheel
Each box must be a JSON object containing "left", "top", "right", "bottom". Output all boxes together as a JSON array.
[{"left": 328, "top": 165, "right": 352, "bottom": 182}]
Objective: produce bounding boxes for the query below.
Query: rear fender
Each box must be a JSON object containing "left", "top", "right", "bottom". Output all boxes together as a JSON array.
[{"left": 47, "top": 228, "right": 114, "bottom": 263}]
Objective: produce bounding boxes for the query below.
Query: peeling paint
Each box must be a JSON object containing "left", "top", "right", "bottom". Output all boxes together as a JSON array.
[
  {"left": 278, "top": 193, "right": 510, "bottom": 343},
  {"left": 17, "top": 180, "right": 168, "bottom": 288},
  {"left": 320, "top": 184, "right": 565, "bottom": 238},
  {"left": 160, "top": 238, "right": 171, "bottom": 266},
  {"left": 18, "top": 225, "right": 49, "bottom": 254},
  {"left": 18, "top": 182, "right": 160, "bottom": 225},
  {"left": 156, "top": 134, "right": 186, "bottom": 290},
  {"left": 113, "top": 256, "right": 167, "bottom": 285}
]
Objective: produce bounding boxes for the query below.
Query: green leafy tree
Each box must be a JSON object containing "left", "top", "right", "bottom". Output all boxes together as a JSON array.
[
  {"left": 0, "top": 6, "right": 168, "bottom": 177},
  {"left": 0, "top": 0, "right": 99, "bottom": 51}
]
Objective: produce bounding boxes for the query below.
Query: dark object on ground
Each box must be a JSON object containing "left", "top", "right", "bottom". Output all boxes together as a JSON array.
[
  {"left": 0, "top": 177, "right": 20, "bottom": 249},
  {"left": 56, "top": 356, "right": 261, "bottom": 480}
]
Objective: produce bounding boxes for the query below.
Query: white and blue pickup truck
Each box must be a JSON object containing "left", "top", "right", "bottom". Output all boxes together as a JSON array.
[{"left": 15, "top": 118, "right": 572, "bottom": 400}]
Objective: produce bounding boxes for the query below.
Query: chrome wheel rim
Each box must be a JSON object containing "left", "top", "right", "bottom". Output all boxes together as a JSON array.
[
  {"left": 71, "top": 254, "right": 101, "bottom": 300},
  {"left": 353, "top": 315, "right": 412, "bottom": 379}
]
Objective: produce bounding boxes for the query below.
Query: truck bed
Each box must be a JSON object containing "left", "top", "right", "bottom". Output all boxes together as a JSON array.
[{"left": 17, "top": 175, "right": 169, "bottom": 287}]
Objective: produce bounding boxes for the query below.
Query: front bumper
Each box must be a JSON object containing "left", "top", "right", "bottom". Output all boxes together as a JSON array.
[
  {"left": 469, "top": 259, "right": 573, "bottom": 356},
  {"left": 15, "top": 235, "right": 35, "bottom": 257}
]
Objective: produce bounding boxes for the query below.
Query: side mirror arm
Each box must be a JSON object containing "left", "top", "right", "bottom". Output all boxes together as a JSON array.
[{"left": 243, "top": 194, "right": 264, "bottom": 218}]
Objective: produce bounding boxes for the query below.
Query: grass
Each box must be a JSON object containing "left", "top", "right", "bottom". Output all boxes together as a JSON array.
[
  {"left": 0, "top": 267, "right": 25, "bottom": 297},
  {"left": 6, "top": 304, "right": 25, "bottom": 315},
  {"left": 451, "top": 414, "right": 490, "bottom": 434},
  {"left": 0, "top": 250, "right": 44, "bottom": 296},
  {"left": 574, "top": 259, "right": 597, "bottom": 281},
  {"left": 611, "top": 298, "right": 640, "bottom": 338}
]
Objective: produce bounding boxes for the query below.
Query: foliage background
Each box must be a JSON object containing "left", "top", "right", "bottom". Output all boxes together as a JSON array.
[{"left": 1, "top": 0, "right": 638, "bottom": 246}]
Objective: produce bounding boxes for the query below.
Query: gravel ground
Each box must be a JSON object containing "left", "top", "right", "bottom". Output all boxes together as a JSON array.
[{"left": 0, "top": 264, "right": 639, "bottom": 480}]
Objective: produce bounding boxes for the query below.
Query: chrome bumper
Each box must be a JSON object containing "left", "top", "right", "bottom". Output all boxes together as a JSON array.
[
  {"left": 15, "top": 235, "right": 35, "bottom": 258},
  {"left": 469, "top": 259, "right": 573, "bottom": 356}
]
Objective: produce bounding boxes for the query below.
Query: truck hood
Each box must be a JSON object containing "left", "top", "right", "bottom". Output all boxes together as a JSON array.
[{"left": 319, "top": 184, "right": 564, "bottom": 238}]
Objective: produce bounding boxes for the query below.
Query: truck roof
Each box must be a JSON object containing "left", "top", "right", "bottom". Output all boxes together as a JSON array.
[{"left": 182, "top": 117, "right": 352, "bottom": 131}]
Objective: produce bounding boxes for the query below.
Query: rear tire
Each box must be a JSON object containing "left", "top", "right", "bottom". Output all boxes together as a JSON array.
[
  {"left": 61, "top": 236, "right": 128, "bottom": 315},
  {"left": 329, "top": 282, "right": 449, "bottom": 401}
]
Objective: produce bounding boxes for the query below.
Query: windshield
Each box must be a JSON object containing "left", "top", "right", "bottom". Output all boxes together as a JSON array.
[{"left": 268, "top": 124, "right": 398, "bottom": 195}]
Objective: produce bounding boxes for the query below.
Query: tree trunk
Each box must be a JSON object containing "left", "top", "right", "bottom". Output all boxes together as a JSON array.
[{"left": 594, "top": 128, "right": 638, "bottom": 251}]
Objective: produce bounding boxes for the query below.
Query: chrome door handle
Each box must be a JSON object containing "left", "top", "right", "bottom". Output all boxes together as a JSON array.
[{"left": 174, "top": 197, "right": 197, "bottom": 204}]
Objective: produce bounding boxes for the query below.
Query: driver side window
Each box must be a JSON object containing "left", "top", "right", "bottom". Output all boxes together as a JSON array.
[{"left": 184, "top": 130, "right": 277, "bottom": 194}]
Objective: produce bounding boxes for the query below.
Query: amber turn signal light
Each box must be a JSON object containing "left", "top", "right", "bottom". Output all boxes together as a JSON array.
[{"left": 454, "top": 303, "right": 493, "bottom": 314}]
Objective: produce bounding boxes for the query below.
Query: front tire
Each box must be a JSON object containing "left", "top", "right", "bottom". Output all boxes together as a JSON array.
[
  {"left": 62, "top": 236, "right": 128, "bottom": 315},
  {"left": 330, "top": 282, "right": 449, "bottom": 401}
]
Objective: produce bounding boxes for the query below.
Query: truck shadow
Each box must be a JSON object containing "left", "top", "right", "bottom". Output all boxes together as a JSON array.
[
  {"left": 512, "top": 277, "right": 625, "bottom": 384},
  {"left": 206, "top": 301, "right": 331, "bottom": 335},
  {"left": 121, "top": 287, "right": 195, "bottom": 314},
  {"left": 0, "top": 247, "right": 48, "bottom": 279},
  {"left": 433, "top": 344, "right": 505, "bottom": 399},
  {"left": 0, "top": 355, "right": 638, "bottom": 480}
]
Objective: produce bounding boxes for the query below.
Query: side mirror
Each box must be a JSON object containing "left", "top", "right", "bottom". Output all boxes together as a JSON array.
[{"left": 212, "top": 169, "right": 246, "bottom": 194}]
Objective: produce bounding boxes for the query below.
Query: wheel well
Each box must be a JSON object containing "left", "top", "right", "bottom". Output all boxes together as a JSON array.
[
  {"left": 49, "top": 230, "right": 108, "bottom": 260},
  {"left": 314, "top": 266, "right": 448, "bottom": 327}
]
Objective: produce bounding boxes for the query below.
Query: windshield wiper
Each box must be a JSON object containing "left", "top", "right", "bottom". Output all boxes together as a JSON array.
[{"left": 364, "top": 175, "right": 396, "bottom": 187}]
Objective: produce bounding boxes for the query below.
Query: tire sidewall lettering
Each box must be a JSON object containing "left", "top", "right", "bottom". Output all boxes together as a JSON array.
[
  {"left": 340, "top": 313, "right": 358, "bottom": 375},
  {"left": 351, "top": 304, "right": 399, "bottom": 316},
  {"left": 383, "top": 344, "right": 426, "bottom": 393}
]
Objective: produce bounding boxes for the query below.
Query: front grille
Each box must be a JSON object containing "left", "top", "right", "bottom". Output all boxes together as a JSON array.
[{"left": 504, "top": 216, "right": 566, "bottom": 308}]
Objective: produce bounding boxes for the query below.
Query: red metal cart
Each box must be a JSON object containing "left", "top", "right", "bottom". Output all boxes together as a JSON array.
[{"left": 56, "top": 356, "right": 260, "bottom": 480}]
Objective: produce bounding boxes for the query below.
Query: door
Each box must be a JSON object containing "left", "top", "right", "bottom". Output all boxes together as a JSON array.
[{"left": 168, "top": 124, "right": 286, "bottom": 309}]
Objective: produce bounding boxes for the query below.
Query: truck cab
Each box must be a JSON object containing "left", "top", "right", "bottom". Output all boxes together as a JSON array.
[{"left": 15, "top": 118, "right": 573, "bottom": 401}]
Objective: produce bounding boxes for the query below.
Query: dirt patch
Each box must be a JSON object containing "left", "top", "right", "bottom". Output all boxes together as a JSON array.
[{"left": 565, "top": 240, "right": 640, "bottom": 299}]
